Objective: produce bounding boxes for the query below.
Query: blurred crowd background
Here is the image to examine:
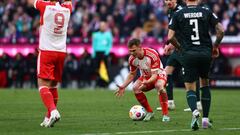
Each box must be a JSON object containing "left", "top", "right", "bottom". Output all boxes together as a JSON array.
[
  {"left": 0, "top": 0, "right": 240, "bottom": 88},
  {"left": 1, "top": 0, "right": 240, "bottom": 42}
]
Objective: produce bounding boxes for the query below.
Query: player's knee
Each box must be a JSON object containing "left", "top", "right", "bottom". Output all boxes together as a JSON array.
[
  {"left": 155, "top": 81, "right": 164, "bottom": 88},
  {"left": 155, "top": 84, "right": 164, "bottom": 92},
  {"left": 184, "top": 81, "right": 197, "bottom": 90},
  {"left": 38, "top": 78, "right": 51, "bottom": 87}
]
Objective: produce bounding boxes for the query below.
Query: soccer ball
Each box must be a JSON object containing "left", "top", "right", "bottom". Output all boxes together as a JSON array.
[{"left": 129, "top": 105, "right": 146, "bottom": 120}]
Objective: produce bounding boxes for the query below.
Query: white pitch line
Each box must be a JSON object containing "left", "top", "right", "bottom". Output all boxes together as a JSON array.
[
  {"left": 220, "top": 128, "right": 240, "bottom": 131},
  {"left": 73, "top": 127, "right": 240, "bottom": 135}
]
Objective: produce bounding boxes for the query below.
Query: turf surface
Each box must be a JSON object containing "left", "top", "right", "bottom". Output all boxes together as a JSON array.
[{"left": 0, "top": 88, "right": 239, "bottom": 135}]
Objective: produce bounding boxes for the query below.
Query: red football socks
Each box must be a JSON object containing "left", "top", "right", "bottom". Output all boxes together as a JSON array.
[
  {"left": 45, "top": 88, "right": 59, "bottom": 118},
  {"left": 39, "top": 86, "right": 56, "bottom": 117},
  {"left": 135, "top": 92, "right": 153, "bottom": 113},
  {"left": 50, "top": 87, "right": 58, "bottom": 106},
  {"left": 159, "top": 92, "right": 168, "bottom": 115}
]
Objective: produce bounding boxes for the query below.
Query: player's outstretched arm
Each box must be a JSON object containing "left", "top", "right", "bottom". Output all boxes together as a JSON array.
[
  {"left": 115, "top": 85, "right": 126, "bottom": 98},
  {"left": 115, "top": 70, "right": 137, "bottom": 98},
  {"left": 213, "top": 23, "right": 224, "bottom": 48},
  {"left": 212, "top": 23, "right": 224, "bottom": 58}
]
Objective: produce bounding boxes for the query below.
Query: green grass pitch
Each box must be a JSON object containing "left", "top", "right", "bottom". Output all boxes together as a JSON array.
[{"left": 0, "top": 88, "right": 240, "bottom": 135}]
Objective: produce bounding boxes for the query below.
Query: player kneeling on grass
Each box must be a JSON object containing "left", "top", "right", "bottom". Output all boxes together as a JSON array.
[
  {"left": 28, "top": 0, "right": 72, "bottom": 127},
  {"left": 115, "top": 38, "right": 170, "bottom": 122}
]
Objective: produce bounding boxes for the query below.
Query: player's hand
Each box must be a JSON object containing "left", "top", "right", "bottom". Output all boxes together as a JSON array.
[
  {"left": 212, "top": 46, "right": 219, "bottom": 58},
  {"left": 115, "top": 85, "right": 125, "bottom": 98},
  {"left": 164, "top": 44, "right": 175, "bottom": 55}
]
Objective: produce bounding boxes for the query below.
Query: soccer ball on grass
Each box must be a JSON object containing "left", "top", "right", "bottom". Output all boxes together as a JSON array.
[{"left": 129, "top": 105, "right": 146, "bottom": 120}]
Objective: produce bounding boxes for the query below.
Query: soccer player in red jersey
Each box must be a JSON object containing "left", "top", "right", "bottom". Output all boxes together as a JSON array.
[
  {"left": 28, "top": 0, "right": 72, "bottom": 127},
  {"left": 115, "top": 38, "right": 170, "bottom": 122}
]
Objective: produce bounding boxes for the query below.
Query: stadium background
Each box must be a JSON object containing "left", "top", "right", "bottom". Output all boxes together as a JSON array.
[
  {"left": 0, "top": 1, "right": 240, "bottom": 135},
  {"left": 0, "top": 0, "right": 240, "bottom": 89}
]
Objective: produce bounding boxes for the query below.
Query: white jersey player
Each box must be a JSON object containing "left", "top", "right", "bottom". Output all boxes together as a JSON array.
[{"left": 28, "top": 0, "right": 72, "bottom": 128}]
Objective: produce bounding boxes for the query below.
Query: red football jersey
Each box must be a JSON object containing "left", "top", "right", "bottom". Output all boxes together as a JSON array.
[{"left": 128, "top": 47, "right": 165, "bottom": 78}]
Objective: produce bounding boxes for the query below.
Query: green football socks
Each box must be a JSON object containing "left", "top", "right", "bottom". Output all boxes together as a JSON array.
[
  {"left": 186, "top": 90, "right": 197, "bottom": 112},
  {"left": 201, "top": 86, "right": 211, "bottom": 117},
  {"left": 166, "top": 75, "right": 173, "bottom": 100}
]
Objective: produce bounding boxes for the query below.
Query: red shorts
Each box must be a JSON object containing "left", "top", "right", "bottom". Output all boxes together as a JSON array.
[
  {"left": 138, "top": 74, "right": 167, "bottom": 91},
  {"left": 37, "top": 50, "right": 66, "bottom": 82}
]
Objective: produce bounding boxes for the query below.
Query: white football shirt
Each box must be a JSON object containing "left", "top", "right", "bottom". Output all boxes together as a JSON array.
[{"left": 35, "top": 0, "right": 72, "bottom": 52}]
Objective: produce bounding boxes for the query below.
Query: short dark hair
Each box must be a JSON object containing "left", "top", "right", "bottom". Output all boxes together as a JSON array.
[{"left": 127, "top": 38, "right": 141, "bottom": 48}]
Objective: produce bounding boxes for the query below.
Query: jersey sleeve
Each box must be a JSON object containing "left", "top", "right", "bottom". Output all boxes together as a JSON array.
[
  {"left": 34, "top": 0, "right": 47, "bottom": 13},
  {"left": 209, "top": 11, "right": 219, "bottom": 27},
  {"left": 168, "top": 12, "right": 179, "bottom": 31},
  {"left": 62, "top": 2, "right": 73, "bottom": 13},
  {"left": 150, "top": 53, "right": 160, "bottom": 70},
  {"left": 151, "top": 59, "right": 160, "bottom": 69},
  {"left": 128, "top": 56, "right": 137, "bottom": 72},
  {"left": 146, "top": 49, "right": 161, "bottom": 70}
]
